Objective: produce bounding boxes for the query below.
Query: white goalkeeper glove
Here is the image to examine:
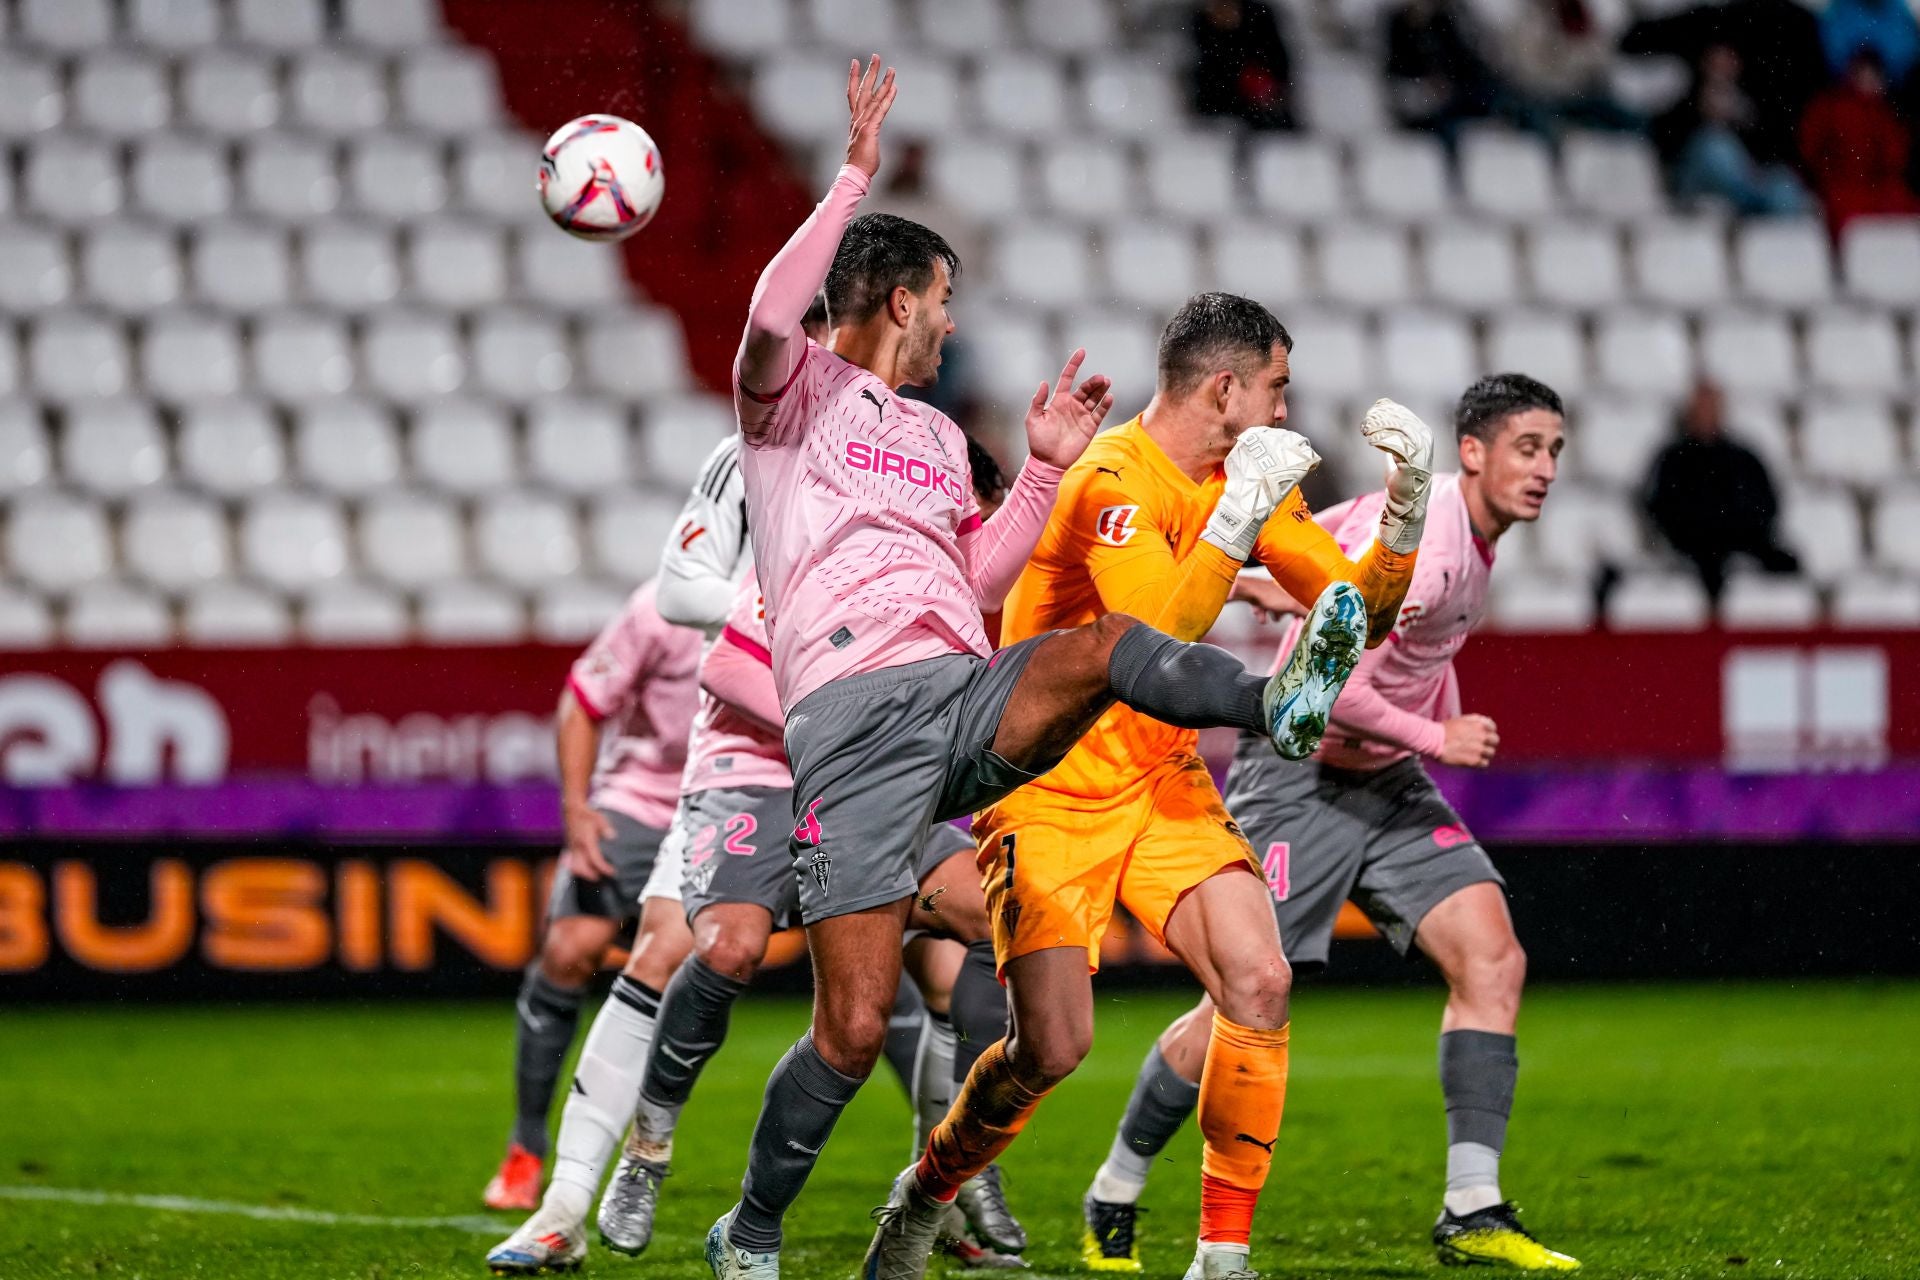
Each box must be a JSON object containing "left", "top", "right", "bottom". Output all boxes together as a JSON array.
[
  {"left": 1360, "top": 399, "right": 1434, "bottom": 555},
  {"left": 1201, "top": 426, "right": 1321, "bottom": 561}
]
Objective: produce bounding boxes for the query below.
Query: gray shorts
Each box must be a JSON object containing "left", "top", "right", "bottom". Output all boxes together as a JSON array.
[
  {"left": 679, "top": 786, "right": 806, "bottom": 931},
  {"left": 782, "top": 637, "right": 1055, "bottom": 925},
  {"left": 546, "top": 808, "right": 668, "bottom": 923},
  {"left": 1221, "top": 733, "right": 1503, "bottom": 967}
]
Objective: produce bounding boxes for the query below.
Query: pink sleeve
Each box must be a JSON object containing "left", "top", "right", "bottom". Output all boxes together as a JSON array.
[
  {"left": 1327, "top": 643, "right": 1448, "bottom": 758},
  {"left": 701, "top": 625, "right": 785, "bottom": 735},
  {"left": 735, "top": 165, "right": 872, "bottom": 443},
  {"left": 959, "top": 457, "right": 1066, "bottom": 611},
  {"left": 568, "top": 594, "right": 653, "bottom": 721}
]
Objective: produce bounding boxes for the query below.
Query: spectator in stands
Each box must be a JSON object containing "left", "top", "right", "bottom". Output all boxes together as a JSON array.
[
  {"left": 1190, "top": 0, "right": 1298, "bottom": 131},
  {"left": 1643, "top": 378, "right": 1801, "bottom": 600},
  {"left": 1500, "top": 0, "right": 1642, "bottom": 136},
  {"left": 1800, "top": 51, "right": 1920, "bottom": 232},
  {"left": 1669, "top": 44, "right": 1816, "bottom": 214},
  {"left": 1819, "top": 0, "right": 1919, "bottom": 88},
  {"left": 1384, "top": 0, "right": 1509, "bottom": 146}
]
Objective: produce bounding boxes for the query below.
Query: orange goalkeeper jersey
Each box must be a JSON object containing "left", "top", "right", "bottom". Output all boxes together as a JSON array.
[{"left": 999, "top": 416, "right": 1417, "bottom": 800}]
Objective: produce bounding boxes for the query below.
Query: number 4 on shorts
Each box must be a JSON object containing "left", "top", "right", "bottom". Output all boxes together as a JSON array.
[{"left": 1262, "top": 842, "right": 1289, "bottom": 900}]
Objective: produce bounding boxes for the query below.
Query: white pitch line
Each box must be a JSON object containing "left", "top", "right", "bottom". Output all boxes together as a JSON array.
[{"left": 0, "top": 1185, "right": 505, "bottom": 1235}]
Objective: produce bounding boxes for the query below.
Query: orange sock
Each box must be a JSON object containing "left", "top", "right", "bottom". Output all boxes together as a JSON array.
[
  {"left": 916, "top": 1040, "right": 1048, "bottom": 1201},
  {"left": 1196, "top": 1014, "right": 1290, "bottom": 1246}
]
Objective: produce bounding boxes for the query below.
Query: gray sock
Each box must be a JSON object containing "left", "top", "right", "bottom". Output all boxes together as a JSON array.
[
  {"left": 882, "top": 972, "right": 927, "bottom": 1094},
  {"left": 730, "top": 1031, "right": 865, "bottom": 1253},
  {"left": 1094, "top": 1044, "right": 1201, "bottom": 1200},
  {"left": 1439, "top": 1030, "right": 1517, "bottom": 1209},
  {"left": 911, "top": 1010, "right": 956, "bottom": 1156},
  {"left": 950, "top": 938, "right": 1007, "bottom": 1087},
  {"left": 510, "top": 965, "right": 585, "bottom": 1156},
  {"left": 1107, "top": 625, "right": 1266, "bottom": 733},
  {"left": 640, "top": 957, "right": 750, "bottom": 1110}
]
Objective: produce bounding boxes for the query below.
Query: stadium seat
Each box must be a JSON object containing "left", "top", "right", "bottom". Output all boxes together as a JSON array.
[
  {"left": 1839, "top": 217, "right": 1920, "bottom": 305},
  {"left": 64, "top": 582, "right": 174, "bottom": 647},
  {"left": 141, "top": 311, "right": 245, "bottom": 401},
  {"left": 1804, "top": 310, "right": 1905, "bottom": 395},
  {"left": 1080, "top": 60, "right": 1184, "bottom": 140},
  {"left": 0, "top": 587, "right": 54, "bottom": 648},
  {"left": 516, "top": 226, "right": 629, "bottom": 310},
  {"left": 1719, "top": 573, "right": 1820, "bottom": 629},
  {"left": 19, "top": 0, "right": 114, "bottom": 51},
  {"left": 122, "top": 492, "right": 231, "bottom": 590},
  {"left": 1208, "top": 224, "right": 1308, "bottom": 303},
  {"left": 181, "top": 51, "right": 282, "bottom": 135},
  {"left": 290, "top": 50, "right": 388, "bottom": 135},
  {"left": 191, "top": 222, "right": 293, "bottom": 312},
  {"left": 1530, "top": 484, "right": 1645, "bottom": 575},
  {"left": 1379, "top": 312, "right": 1476, "bottom": 399},
  {"left": 302, "top": 580, "right": 411, "bottom": 644},
  {"left": 6, "top": 492, "right": 113, "bottom": 592},
  {"left": 1781, "top": 486, "right": 1865, "bottom": 583},
  {"left": 1019, "top": 0, "right": 1115, "bottom": 50},
  {"left": 879, "top": 52, "right": 960, "bottom": 137},
  {"left": 1734, "top": 220, "right": 1832, "bottom": 306},
  {"left": 348, "top": 135, "right": 450, "bottom": 220},
  {"left": 1486, "top": 572, "right": 1596, "bottom": 631},
  {"left": 29, "top": 313, "right": 132, "bottom": 400},
  {"left": 689, "top": 0, "right": 792, "bottom": 60},
  {"left": 753, "top": 55, "right": 855, "bottom": 145},
  {"left": 1422, "top": 224, "right": 1521, "bottom": 309},
  {"left": 177, "top": 398, "right": 286, "bottom": 495},
  {"left": 1298, "top": 55, "right": 1389, "bottom": 138},
  {"left": 83, "top": 223, "right": 183, "bottom": 314},
  {"left": 472, "top": 311, "right": 572, "bottom": 399},
  {"left": 1101, "top": 223, "right": 1200, "bottom": 309},
  {"left": 0, "top": 400, "right": 51, "bottom": 495},
  {"left": 1831, "top": 572, "right": 1920, "bottom": 627},
  {"left": 953, "top": 306, "right": 1057, "bottom": 411},
  {"left": 343, "top": 0, "right": 437, "bottom": 46},
  {"left": 254, "top": 311, "right": 356, "bottom": 400},
  {"left": 1576, "top": 394, "right": 1672, "bottom": 486},
  {"left": 475, "top": 491, "right": 583, "bottom": 587},
  {"left": 1284, "top": 310, "right": 1373, "bottom": 399},
  {"left": 1038, "top": 140, "right": 1133, "bottom": 219},
  {"left": 579, "top": 308, "right": 688, "bottom": 399},
  {"left": 1460, "top": 130, "right": 1556, "bottom": 221},
  {"left": 0, "top": 52, "right": 64, "bottom": 136},
  {"left": 409, "top": 397, "right": 515, "bottom": 493},
  {"left": 24, "top": 132, "right": 123, "bottom": 222},
  {"left": 241, "top": 490, "right": 351, "bottom": 589},
  {"left": 915, "top": 0, "right": 1007, "bottom": 52},
  {"left": 926, "top": 139, "right": 1025, "bottom": 220},
  {"left": 1525, "top": 223, "right": 1627, "bottom": 308},
  {"left": 641, "top": 395, "right": 737, "bottom": 491},
  {"left": 1355, "top": 137, "right": 1453, "bottom": 223},
  {"left": 0, "top": 224, "right": 73, "bottom": 310},
  {"left": 362, "top": 311, "right": 464, "bottom": 402},
  {"left": 294, "top": 398, "right": 403, "bottom": 494},
  {"left": 1144, "top": 133, "right": 1239, "bottom": 219},
  {"left": 1874, "top": 486, "right": 1920, "bottom": 574},
  {"left": 240, "top": 134, "right": 341, "bottom": 221},
  {"left": 1249, "top": 137, "right": 1346, "bottom": 223},
  {"left": 588, "top": 492, "right": 681, "bottom": 581},
  {"left": 527, "top": 397, "right": 632, "bottom": 494},
  {"left": 0, "top": 324, "right": 14, "bottom": 398},
  {"left": 1592, "top": 310, "right": 1693, "bottom": 398},
  {"left": 1799, "top": 398, "right": 1902, "bottom": 489},
  {"left": 183, "top": 582, "right": 295, "bottom": 645},
  {"left": 992, "top": 224, "right": 1092, "bottom": 306},
  {"left": 359, "top": 492, "right": 467, "bottom": 587},
  {"left": 132, "top": 133, "right": 233, "bottom": 223},
  {"left": 62, "top": 399, "right": 167, "bottom": 496},
  {"left": 233, "top": 0, "right": 325, "bottom": 48},
  {"left": 535, "top": 580, "right": 629, "bottom": 643},
  {"left": 1631, "top": 219, "right": 1730, "bottom": 307},
  {"left": 72, "top": 52, "right": 171, "bottom": 138},
  {"left": 1698, "top": 312, "right": 1800, "bottom": 399},
  {"left": 1606, "top": 570, "right": 1711, "bottom": 630},
  {"left": 1063, "top": 307, "right": 1159, "bottom": 413},
  {"left": 1316, "top": 225, "right": 1414, "bottom": 307},
  {"left": 419, "top": 579, "right": 525, "bottom": 642},
  {"left": 973, "top": 54, "right": 1070, "bottom": 138},
  {"left": 1723, "top": 394, "right": 1794, "bottom": 473},
  {"left": 130, "top": 0, "right": 223, "bottom": 49},
  {"left": 1485, "top": 312, "right": 1586, "bottom": 398},
  {"left": 302, "top": 222, "right": 403, "bottom": 311},
  {"left": 399, "top": 46, "right": 502, "bottom": 136},
  {"left": 409, "top": 219, "right": 509, "bottom": 309},
  {"left": 1561, "top": 131, "right": 1665, "bottom": 220}
]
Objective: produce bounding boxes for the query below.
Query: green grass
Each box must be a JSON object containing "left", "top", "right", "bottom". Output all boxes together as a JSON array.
[{"left": 3, "top": 982, "right": 1917, "bottom": 1279}]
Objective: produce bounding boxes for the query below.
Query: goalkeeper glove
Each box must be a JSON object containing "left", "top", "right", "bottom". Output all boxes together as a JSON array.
[
  {"left": 1360, "top": 399, "right": 1434, "bottom": 554},
  {"left": 1201, "top": 426, "right": 1321, "bottom": 560}
]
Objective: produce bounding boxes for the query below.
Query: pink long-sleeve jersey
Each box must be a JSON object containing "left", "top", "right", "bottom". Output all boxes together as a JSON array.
[
  {"left": 567, "top": 580, "right": 705, "bottom": 830},
  {"left": 1270, "top": 473, "right": 1493, "bottom": 771},
  {"left": 679, "top": 569, "right": 794, "bottom": 795},
  {"left": 734, "top": 165, "right": 1063, "bottom": 711}
]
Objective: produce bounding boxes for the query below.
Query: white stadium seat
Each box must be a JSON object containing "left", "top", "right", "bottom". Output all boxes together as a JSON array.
[
  {"left": 133, "top": 133, "right": 234, "bottom": 223},
  {"left": 1632, "top": 219, "right": 1730, "bottom": 306},
  {"left": 475, "top": 492, "right": 583, "bottom": 587},
  {"left": 753, "top": 55, "right": 853, "bottom": 145},
  {"left": 916, "top": 0, "right": 1007, "bottom": 53},
  {"left": 348, "top": 136, "right": 450, "bottom": 220},
  {"left": 241, "top": 491, "right": 351, "bottom": 589},
  {"left": 183, "top": 584, "right": 296, "bottom": 646},
  {"left": 241, "top": 135, "right": 341, "bottom": 221},
  {"left": 974, "top": 54, "right": 1069, "bottom": 138},
  {"left": 1101, "top": 224, "right": 1200, "bottom": 310},
  {"left": 1805, "top": 311, "right": 1905, "bottom": 395},
  {"left": 1487, "top": 572, "right": 1596, "bottom": 631},
  {"left": 294, "top": 398, "right": 403, "bottom": 494},
  {"left": 343, "top": 0, "right": 438, "bottom": 46},
  {"left": 1209, "top": 225, "right": 1308, "bottom": 304},
  {"left": 1592, "top": 310, "right": 1693, "bottom": 398},
  {"left": 1460, "top": 130, "right": 1556, "bottom": 221},
  {"left": 1831, "top": 573, "right": 1920, "bottom": 627},
  {"left": 1285, "top": 310, "right": 1373, "bottom": 399},
  {"left": 1525, "top": 224, "right": 1626, "bottom": 308},
  {"left": 515, "top": 227, "right": 628, "bottom": 310},
  {"left": 420, "top": 580, "right": 524, "bottom": 642},
  {"left": 1562, "top": 131, "right": 1665, "bottom": 220},
  {"left": 65, "top": 583, "right": 174, "bottom": 647},
  {"left": 0, "top": 52, "right": 65, "bottom": 136},
  {"left": 0, "top": 225, "right": 73, "bottom": 310},
  {"left": 1735, "top": 220, "right": 1832, "bottom": 306},
  {"left": 192, "top": 223, "right": 294, "bottom": 312},
  {"left": 1781, "top": 486, "right": 1864, "bottom": 583},
  {"left": 400, "top": 47, "right": 502, "bottom": 135},
  {"left": 73, "top": 53, "right": 172, "bottom": 138},
  {"left": 302, "top": 222, "right": 402, "bottom": 311},
  {"left": 359, "top": 492, "right": 466, "bottom": 587},
  {"left": 123, "top": 492, "right": 231, "bottom": 590},
  {"left": 130, "top": 0, "right": 223, "bottom": 49},
  {"left": 1840, "top": 217, "right": 1920, "bottom": 305},
  {"left": 527, "top": 398, "right": 633, "bottom": 494},
  {"left": 362, "top": 311, "right": 464, "bottom": 402},
  {"left": 1607, "top": 571, "right": 1711, "bottom": 630},
  {"left": 181, "top": 52, "right": 282, "bottom": 135},
  {"left": 1298, "top": 55, "right": 1389, "bottom": 138},
  {"left": 6, "top": 492, "right": 113, "bottom": 592},
  {"left": 1079, "top": 60, "right": 1183, "bottom": 139},
  {"left": 1720, "top": 573, "right": 1820, "bottom": 629},
  {"left": 1062, "top": 308, "right": 1159, "bottom": 414},
  {"left": 19, "top": 0, "right": 114, "bottom": 51},
  {"left": 1871, "top": 487, "right": 1920, "bottom": 574},
  {"left": 290, "top": 51, "right": 389, "bottom": 135},
  {"left": 0, "top": 401, "right": 52, "bottom": 495},
  {"left": 410, "top": 219, "right": 509, "bottom": 309},
  {"left": 1038, "top": 140, "right": 1133, "bottom": 220},
  {"left": 1249, "top": 137, "right": 1346, "bottom": 223},
  {"left": 689, "top": 0, "right": 792, "bottom": 61},
  {"left": 141, "top": 311, "right": 245, "bottom": 401},
  {"left": 410, "top": 398, "right": 515, "bottom": 493},
  {"left": 254, "top": 311, "right": 355, "bottom": 400},
  {"left": 579, "top": 309, "right": 689, "bottom": 399},
  {"left": 178, "top": 399, "right": 286, "bottom": 495},
  {"left": 0, "top": 324, "right": 14, "bottom": 398},
  {"left": 1422, "top": 224, "right": 1521, "bottom": 309},
  {"left": 472, "top": 311, "right": 573, "bottom": 399},
  {"left": 1378, "top": 312, "right": 1476, "bottom": 399},
  {"left": 1316, "top": 225, "right": 1414, "bottom": 307},
  {"left": 879, "top": 53, "right": 959, "bottom": 137},
  {"left": 1530, "top": 484, "right": 1645, "bottom": 575},
  {"left": 1144, "top": 133, "right": 1239, "bottom": 220},
  {"left": 302, "top": 581, "right": 411, "bottom": 645},
  {"left": 806, "top": 0, "right": 902, "bottom": 55},
  {"left": 1724, "top": 394, "right": 1793, "bottom": 473},
  {"left": 0, "top": 587, "right": 55, "bottom": 648},
  {"left": 993, "top": 224, "right": 1092, "bottom": 306},
  {"left": 1576, "top": 394, "right": 1672, "bottom": 486},
  {"left": 954, "top": 307, "right": 1056, "bottom": 411},
  {"left": 588, "top": 492, "right": 682, "bottom": 582},
  {"left": 233, "top": 0, "right": 325, "bottom": 49},
  {"left": 1799, "top": 399, "right": 1902, "bottom": 489},
  {"left": 535, "top": 581, "right": 630, "bottom": 644},
  {"left": 456, "top": 131, "right": 544, "bottom": 222},
  {"left": 24, "top": 132, "right": 123, "bottom": 222},
  {"left": 30, "top": 313, "right": 133, "bottom": 401},
  {"left": 83, "top": 223, "right": 184, "bottom": 314},
  {"left": 1485, "top": 313, "right": 1586, "bottom": 399},
  {"left": 640, "top": 395, "right": 736, "bottom": 491},
  {"left": 1355, "top": 136, "right": 1453, "bottom": 223},
  {"left": 926, "top": 139, "right": 1025, "bottom": 220},
  {"left": 1698, "top": 312, "right": 1800, "bottom": 399},
  {"left": 1020, "top": 0, "right": 1115, "bottom": 50}
]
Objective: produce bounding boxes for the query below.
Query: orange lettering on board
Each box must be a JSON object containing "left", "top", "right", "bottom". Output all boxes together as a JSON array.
[
  {"left": 336, "top": 861, "right": 382, "bottom": 971},
  {"left": 201, "top": 859, "right": 330, "bottom": 971},
  {"left": 0, "top": 864, "right": 49, "bottom": 972},
  {"left": 54, "top": 860, "right": 194, "bottom": 972},
  {"left": 389, "top": 859, "right": 532, "bottom": 971}
]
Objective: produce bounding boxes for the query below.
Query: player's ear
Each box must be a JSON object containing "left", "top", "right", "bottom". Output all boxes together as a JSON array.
[
  {"left": 889, "top": 283, "right": 913, "bottom": 329},
  {"left": 1209, "top": 368, "right": 1236, "bottom": 413},
  {"left": 1458, "top": 433, "right": 1484, "bottom": 476}
]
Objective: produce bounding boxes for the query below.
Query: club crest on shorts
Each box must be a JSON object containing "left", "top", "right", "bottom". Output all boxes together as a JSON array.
[
  {"left": 1094, "top": 504, "right": 1140, "bottom": 546},
  {"left": 808, "top": 850, "right": 831, "bottom": 897}
]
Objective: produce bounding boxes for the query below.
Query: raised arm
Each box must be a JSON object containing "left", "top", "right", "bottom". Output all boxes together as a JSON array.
[{"left": 655, "top": 438, "right": 748, "bottom": 634}]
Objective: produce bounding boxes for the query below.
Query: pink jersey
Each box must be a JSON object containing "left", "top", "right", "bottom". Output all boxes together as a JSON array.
[
  {"left": 1272, "top": 474, "right": 1492, "bottom": 771},
  {"left": 567, "top": 580, "right": 704, "bottom": 830},
  {"left": 680, "top": 571, "right": 794, "bottom": 795},
  {"left": 734, "top": 164, "right": 1064, "bottom": 711}
]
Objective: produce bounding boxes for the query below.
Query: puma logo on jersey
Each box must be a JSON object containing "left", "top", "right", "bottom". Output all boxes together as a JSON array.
[
  {"left": 859, "top": 388, "right": 886, "bottom": 420},
  {"left": 1094, "top": 465, "right": 1124, "bottom": 480},
  {"left": 1095, "top": 504, "right": 1140, "bottom": 546}
]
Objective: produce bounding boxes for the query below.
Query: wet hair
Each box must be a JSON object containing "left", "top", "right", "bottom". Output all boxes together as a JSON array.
[
  {"left": 825, "top": 213, "right": 960, "bottom": 324},
  {"left": 801, "top": 292, "right": 831, "bottom": 339},
  {"left": 1455, "top": 372, "right": 1564, "bottom": 443},
  {"left": 966, "top": 434, "right": 1007, "bottom": 505},
  {"left": 1156, "top": 292, "right": 1293, "bottom": 397}
]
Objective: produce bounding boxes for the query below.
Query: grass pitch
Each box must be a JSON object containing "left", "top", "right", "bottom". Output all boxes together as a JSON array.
[{"left": 3, "top": 981, "right": 1916, "bottom": 1279}]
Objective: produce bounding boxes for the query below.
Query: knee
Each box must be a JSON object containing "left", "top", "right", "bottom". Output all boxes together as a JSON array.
[
  {"left": 1088, "top": 612, "right": 1142, "bottom": 658},
  {"left": 811, "top": 1000, "right": 890, "bottom": 1079},
  {"left": 539, "top": 933, "right": 602, "bottom": 988},
  {"left": 1212, "top": 950, "right": 1292, "bottom": 1030},
  {"left": 1006, "top": 1019, "right": 1092, "bottom": 1090},
  {"left": 695, "top": 931, "right": 765, "bottom": 984},
  {"left": 1451, "top": 936, "right": 1526, "bottom": 1011}
]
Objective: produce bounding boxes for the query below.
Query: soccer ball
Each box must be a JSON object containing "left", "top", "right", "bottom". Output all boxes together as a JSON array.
[{"left": 538, "top": 114, "right": 664, "bottom": 243}]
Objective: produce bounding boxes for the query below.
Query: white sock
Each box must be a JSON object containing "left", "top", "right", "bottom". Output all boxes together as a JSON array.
[
  {"left": 1193, "top": 1240, "right": 1252, "bottom": 1277},
  {"left": 539, "top": 977, "right": 661, "bottom": 1227},
  {"left": 626, "top": 1092, "right": 680, "bottom": 1165},
  {"left": 1090, "top": 1160, "right": 1148, "bottom": 1205},
  {"left": 1443, "top": 1141, "right": 1504, "bottom": 1216},
  {"left": 910, "top": 1011, "right": 956, "bottom": 1157}
]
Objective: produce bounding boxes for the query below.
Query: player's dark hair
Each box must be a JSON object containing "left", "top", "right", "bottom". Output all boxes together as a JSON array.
[
  {"left": 1157, "top": 292, "right": 1293, "bottom": 397},
  {"left": 801, "top": 292, "right": 831, "bottom": 338},
  {"left": 825, "top": 213, "right": 960, "bottom": 324},
  {"left": 966, "top": 434, "right": 1007, "bottom": 505},
  {"left": 1455, "top": 372, "right": 1564, "bottom": 443}
]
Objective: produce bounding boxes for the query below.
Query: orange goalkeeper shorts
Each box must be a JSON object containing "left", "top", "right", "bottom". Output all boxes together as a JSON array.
[{"left": 974, "top": 753, "right": 1259, "bottom": 974}]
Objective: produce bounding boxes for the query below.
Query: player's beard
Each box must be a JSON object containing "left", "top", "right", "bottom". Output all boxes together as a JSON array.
[{"left": 903, "top": 320, "right": 944, "bottom": 387}]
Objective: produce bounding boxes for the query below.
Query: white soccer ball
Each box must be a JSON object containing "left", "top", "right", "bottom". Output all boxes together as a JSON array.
[{"left": 538, "top": 114, "right": 664, "bottom": 242}]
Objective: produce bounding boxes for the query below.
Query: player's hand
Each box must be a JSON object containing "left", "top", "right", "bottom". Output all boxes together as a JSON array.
[
  {"left": 1024, "top": 348, "right": 1114, "bottom": 469},
  {"left": 1230, "top": 574, "right": 1306, "bottom": 623},
  {"left": 1201, "top": 426, "right": 1320, "bottom": 560},
  {"left": 1360, "top": 398, "right": 1434, "bottom": 553},
  {"left": 845, "top": 55, "right": 898, "bottom": 178},
  {"left": 561, "top": 801, "right": 619, "bottom": 880},
  {"left": 1437, "top": 714, "right": 1499, "bottom": 768}
]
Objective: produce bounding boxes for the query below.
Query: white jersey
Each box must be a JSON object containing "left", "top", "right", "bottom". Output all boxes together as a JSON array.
[{"left": 655, "top": 435, "right": 753, "bottom": 636}]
